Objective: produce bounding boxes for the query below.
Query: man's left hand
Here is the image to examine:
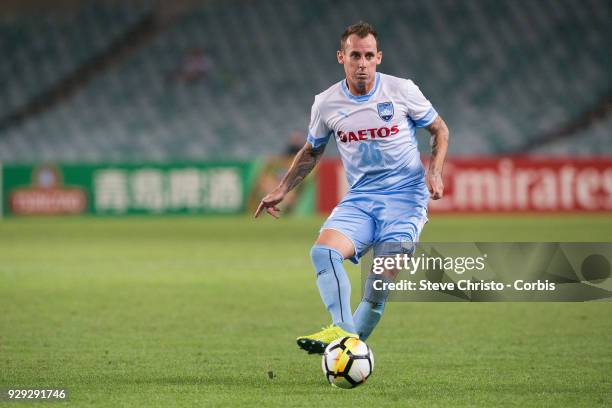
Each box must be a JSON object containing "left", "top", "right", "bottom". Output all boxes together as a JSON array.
[{"left": 426, "top": 172, "right": 444, "bottom": 200}]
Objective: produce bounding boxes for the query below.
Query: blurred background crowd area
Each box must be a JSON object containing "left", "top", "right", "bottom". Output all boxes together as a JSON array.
[{"left": 0, "top": 0, "right": 610, "bottom": 163}]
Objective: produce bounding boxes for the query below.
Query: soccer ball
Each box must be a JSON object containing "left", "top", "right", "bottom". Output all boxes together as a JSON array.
[{"left": 321, "top": 337, "right": 374, "bottom": 389}]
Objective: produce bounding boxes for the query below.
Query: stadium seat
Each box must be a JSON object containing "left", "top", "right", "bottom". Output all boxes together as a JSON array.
[{"left": 0, "top": 0, "right": 609, "bottom": 161}]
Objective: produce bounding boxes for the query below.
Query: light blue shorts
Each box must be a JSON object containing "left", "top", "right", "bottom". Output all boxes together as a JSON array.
[{"left": 321, "top": 185, "right": 429, "bottom": 264}]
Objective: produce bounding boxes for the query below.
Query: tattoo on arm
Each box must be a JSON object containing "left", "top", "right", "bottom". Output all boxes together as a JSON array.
[
  {"left": 280, "top": 143, "right": 326, "bottom": 193},
  {"left": 430, "top": 132, "right": 440, "bottom": 157},
  {"left": 426, "top": 116, "right": 449, "bottom": 173}
]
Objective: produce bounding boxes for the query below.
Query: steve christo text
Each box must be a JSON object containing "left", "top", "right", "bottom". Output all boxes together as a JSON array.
[{"left": 373, "top": 279, "right": 556, "bottom": 292}]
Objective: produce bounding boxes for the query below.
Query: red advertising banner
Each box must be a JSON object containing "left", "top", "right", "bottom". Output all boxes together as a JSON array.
[
  {"left": 8, "top": 165, "right": 87, "bottom": 215},
  {"left": 316, "top": 157, "right": 612, "bottom": 214}
]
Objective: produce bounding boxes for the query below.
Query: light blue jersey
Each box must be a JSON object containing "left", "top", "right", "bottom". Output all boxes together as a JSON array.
[
  {"left": 309, "top": 73, "right": 437, "bottom": 262},
  {"left": 307, "top": 72, "right": 438, "bottom": 193}
]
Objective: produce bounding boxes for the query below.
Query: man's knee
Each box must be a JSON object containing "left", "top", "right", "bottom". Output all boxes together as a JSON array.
[
  {"left": 314, "top": 229, "right": 355, "bottom": 259},
  {"left": 310, "top": 245, "right": 343, "bottom": 268}
]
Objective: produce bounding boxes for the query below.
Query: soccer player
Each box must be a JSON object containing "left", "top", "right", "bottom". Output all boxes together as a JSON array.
[{"left": 255, "top": 21, "right": 449, "bottom": 354}]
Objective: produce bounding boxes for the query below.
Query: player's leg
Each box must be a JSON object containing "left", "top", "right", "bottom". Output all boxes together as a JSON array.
[
  {"left": 310, "top": 229, "right": 357, "bottom": 334},
  {"left": 297, "top": 230, "right": 361, "bottom": 354},
  {"left": 297, "top": 197, "right": 375, "bottom": 354},
  {"left": 353, "top": 188, "right": 429, "bottom": 341},
  {"left": 353, "top": 247, "right": 407, "bottom": 341}
]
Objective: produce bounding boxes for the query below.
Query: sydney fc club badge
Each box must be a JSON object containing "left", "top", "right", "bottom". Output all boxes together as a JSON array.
[{"left": 377, "top": 102, "right": 394, "bottom": 122}]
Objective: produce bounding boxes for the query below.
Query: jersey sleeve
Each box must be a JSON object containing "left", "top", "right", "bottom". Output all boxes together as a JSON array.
[
  {"left": 306, "top": 98, "right": 331, "bottom": 148},
  {"left": 404, "top": 80, "right": 438, "bottom": 128}
]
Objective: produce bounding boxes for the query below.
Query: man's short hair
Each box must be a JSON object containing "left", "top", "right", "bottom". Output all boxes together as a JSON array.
[{"left": 340, "top": 21, "right": 378, "bottom": 51}]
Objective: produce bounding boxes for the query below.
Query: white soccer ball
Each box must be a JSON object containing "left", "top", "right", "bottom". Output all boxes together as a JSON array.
[{"left": 321, "top": 337, "right": 374, "bottom": 389}]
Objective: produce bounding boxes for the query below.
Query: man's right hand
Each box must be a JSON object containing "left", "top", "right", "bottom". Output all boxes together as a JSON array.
[
  {"left": 254, "top": 142, "right": 325, "bottom": 219},
  {"left": 254, "top": 187, "right": 286, "bottom": 218}
]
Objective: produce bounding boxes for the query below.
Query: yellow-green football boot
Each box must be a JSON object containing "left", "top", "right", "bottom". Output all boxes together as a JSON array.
[{"left": 296, "top": 325, "right": 359, "bottom": 354}]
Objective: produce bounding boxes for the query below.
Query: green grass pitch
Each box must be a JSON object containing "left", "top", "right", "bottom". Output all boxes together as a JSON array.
[{"left": 1, "top": 215, "right": 611, "bottom": 407}]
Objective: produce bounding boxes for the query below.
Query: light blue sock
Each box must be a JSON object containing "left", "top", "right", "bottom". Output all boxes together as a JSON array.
[
  {"left": 310, "top": 245, "right": 356, "bottom": 334},
  {"left": 353, "top": 274, "right": 390, "bottom": 341}
]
